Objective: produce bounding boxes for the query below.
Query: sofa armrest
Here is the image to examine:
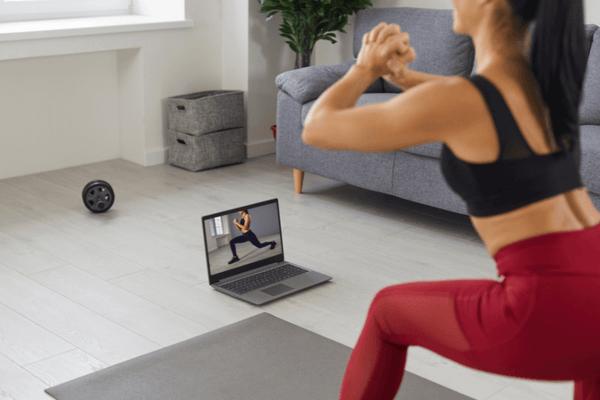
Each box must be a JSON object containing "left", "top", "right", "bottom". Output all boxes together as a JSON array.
[{"left": 275, "top": 59, "right": 384, "bottom": 104}]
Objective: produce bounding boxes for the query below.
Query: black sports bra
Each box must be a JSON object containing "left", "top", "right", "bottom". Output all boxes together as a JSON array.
[
  {"left": 240, "top": 215, "right": 251, "bottom": 229},
  {"left": 440, "top": 74, "right": 583, "bottom": 217}
]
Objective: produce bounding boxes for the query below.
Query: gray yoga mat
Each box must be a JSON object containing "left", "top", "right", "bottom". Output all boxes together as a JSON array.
[{"left": 45, "top": 313, "right": 475, "bottom": 400}]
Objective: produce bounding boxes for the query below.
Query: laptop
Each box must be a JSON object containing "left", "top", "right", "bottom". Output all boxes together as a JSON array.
[{"left": 201, "top": 198, "right": 332, "bottom": 305}]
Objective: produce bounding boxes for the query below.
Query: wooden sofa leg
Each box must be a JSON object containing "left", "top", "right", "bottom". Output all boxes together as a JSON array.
[{"left": 293, "top": 169, "right": 304, "bottom": 194}]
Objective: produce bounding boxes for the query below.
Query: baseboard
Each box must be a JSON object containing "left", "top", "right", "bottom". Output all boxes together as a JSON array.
[
  {"left": 148, "top": 139, "right": 276, "bottom": 167},
  {"left": 145, "top": 148, "right": 168, "bottom": 166},
  {"left": 247, "top": 138, "right": 276, "bottom": 159}
]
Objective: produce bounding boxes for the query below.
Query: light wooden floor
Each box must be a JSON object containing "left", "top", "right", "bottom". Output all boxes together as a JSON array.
[{"left": 0, "top": 153, "right": 574, "bottom": 400}]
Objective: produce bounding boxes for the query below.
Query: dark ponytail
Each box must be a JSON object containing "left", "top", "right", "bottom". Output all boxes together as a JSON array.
[{"left": 511, "top": 0, "right": 587, "bottom": 156}]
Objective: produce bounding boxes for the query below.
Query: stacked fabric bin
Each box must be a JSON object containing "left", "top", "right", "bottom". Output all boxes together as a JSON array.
[{"left": 166, "top": 90, "right": 246, "bottom": 171}]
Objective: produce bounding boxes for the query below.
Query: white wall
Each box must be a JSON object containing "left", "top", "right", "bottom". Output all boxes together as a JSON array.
[
  {"left": 0, "top": 2, "right": 215, "bottom": 180},
  {"left": 586, "top": 0, "right": 600, "bottom": 25},
  {"left": 0, "top": 52, "right": 120, "bottom": 178},
  {"left": 0, "top": 0, "right": 598, "bottom": 180}
]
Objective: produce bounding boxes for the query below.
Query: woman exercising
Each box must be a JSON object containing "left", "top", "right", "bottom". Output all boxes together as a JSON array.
[
  {"left": 228, "top": 209, "right": 277, "bottom": 264},
  {"left": 302, "top": 0, "right": 600, "bottom": 399}
]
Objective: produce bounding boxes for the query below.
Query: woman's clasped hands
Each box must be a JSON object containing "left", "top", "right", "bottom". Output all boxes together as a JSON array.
[{"left": 356, "top": 22, "right": 416, "bottom": 82}]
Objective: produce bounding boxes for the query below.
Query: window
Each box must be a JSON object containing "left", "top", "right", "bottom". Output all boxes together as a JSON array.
[
  {"left": 210, "top": 217, "right": 228, "bottom": 237},
  {"left": 0, "top": 0, "right": 131, "bottom": 23}
]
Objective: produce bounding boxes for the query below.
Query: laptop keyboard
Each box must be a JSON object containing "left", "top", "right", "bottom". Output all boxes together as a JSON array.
[{"left": 221, "top": 264, "right": 308, "bottom": 295}]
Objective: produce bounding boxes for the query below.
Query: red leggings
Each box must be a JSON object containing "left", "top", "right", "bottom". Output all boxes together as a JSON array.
[{"left": 339, "top": 221, "right": 600, "bottom": 400}]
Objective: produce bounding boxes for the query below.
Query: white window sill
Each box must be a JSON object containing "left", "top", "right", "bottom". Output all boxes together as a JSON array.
[{"left": 0, "top": 15, "right": 194, "bottom": 42}]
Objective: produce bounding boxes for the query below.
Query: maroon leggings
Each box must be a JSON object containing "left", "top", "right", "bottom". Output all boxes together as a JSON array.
[{"left": 339, "top": 221, "right": 600, "bottom": 400}]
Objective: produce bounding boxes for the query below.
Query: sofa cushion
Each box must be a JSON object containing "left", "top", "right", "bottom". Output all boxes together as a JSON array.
[
  {"left": 300, "top": 92, "right": 397, "bottom": 127},
  {"left": 581, "top": 27, "right": 600, "bottom": 126},
  {"left": 580, "top": 125, "right": 600, "bottom": 194},
  {"left": 584, "top": 25, "right": 599, "bottom": 59},
  {"left": 401, "top": 140, "right": 444, "bottom": 159},
  {"left": 353, "top": 7, "right": 475, "bottom": 79},
  {"left": 302, "top": 145, "right": 396, "bottom": 195}
]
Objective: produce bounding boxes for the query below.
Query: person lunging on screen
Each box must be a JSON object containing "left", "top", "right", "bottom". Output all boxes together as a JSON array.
[{"left": 228, "top": 209, "right": 277, "bottom": 264}]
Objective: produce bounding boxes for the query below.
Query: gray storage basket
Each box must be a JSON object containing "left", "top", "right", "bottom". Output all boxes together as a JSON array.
[
  {"left": 167, "top": 128, "right": 247, "bottom": 172},
  {"left": 167, "top": 90, "right": 245, "bottom": 135}
]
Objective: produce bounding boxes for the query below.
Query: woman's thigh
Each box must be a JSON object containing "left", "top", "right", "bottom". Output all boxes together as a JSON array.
[
  {"left": 468, "top": 274, "right": 600, "bottom": 380},
  {"left": 374, "top": 274, "right": 600, "bottom": 381},
  {"left": 231, "top": 235, "right": 249, "bottom": 244},
  {"left": 370, "top": 278, "right": 497, "bottom": 356}
]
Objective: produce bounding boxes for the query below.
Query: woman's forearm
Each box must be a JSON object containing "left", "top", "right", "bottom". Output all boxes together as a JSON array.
[
  {"left": 385, "top": 69, "right": 448, "bottom": 91},
  {"left": 304, "top": 65, "right": 378, "bottom": 130}
]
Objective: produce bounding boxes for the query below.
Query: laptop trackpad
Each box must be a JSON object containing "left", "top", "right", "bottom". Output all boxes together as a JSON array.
[{"left": 261, "top": 284, "right": 293, "bottom": 296}]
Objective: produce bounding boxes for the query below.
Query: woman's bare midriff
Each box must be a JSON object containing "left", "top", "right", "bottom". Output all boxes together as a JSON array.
[
  {"left": 448, "top": 71, "right": 600, "bottom": 259},
  {"left": 241, "top": 214, "right": 250, "bottom": 233},
  {"left": 470, "top": 188, "right": 600, "bottom": 258}
]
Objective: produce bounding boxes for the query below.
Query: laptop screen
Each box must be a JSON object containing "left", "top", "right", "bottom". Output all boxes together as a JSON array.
[{"left": 202, "top": 198, "right": 284, "bottom": 285}]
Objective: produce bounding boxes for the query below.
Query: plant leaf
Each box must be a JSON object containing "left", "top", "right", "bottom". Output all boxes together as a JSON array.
[
  {"left": 285, "top": 40, "right": 299, "bottom": 53},
  {"left": 279, "top": 32, "right": 295, "bottom": 41},
  {"left": 259, "top": 0, "right": 281, "bottom": 12},
  {"left": 261, "top": 0, "right": 372, "bottom": 56}
]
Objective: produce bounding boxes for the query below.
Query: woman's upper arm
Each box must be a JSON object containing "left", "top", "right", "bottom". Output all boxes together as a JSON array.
[{"left": 303, "top": 76, "right": 480, "bottom": 153}]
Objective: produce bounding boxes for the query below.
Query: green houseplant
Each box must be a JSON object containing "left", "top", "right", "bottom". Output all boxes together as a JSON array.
[{"left": 257, "top": 0, "right": 374, "bottom": 70}]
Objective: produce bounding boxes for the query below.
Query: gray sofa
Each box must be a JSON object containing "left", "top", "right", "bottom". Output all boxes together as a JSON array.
[{"left": 275, "top": 7, "right": 600, "bottom": 216}]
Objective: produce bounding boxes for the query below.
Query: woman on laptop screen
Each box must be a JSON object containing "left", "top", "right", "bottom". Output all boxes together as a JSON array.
[{"left": 228, "top": 209, "right": 277, "bottom": 264}]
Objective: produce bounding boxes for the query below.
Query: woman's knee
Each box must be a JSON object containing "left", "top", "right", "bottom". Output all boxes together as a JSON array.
[
  {"left": 368, "top": 287, "right": 400, "bottom": 321},
  {"left": 371, "top": 284, "right": 405, "bottom": 306},
  {"left": 362, "top": 286, "right": 409, "bottom": 343},
  {"left": 367, "top": 284, "right": 440, "bottom": 335},
  {"left": 368, "top": 283, "right": 473, "bottom": 352}
]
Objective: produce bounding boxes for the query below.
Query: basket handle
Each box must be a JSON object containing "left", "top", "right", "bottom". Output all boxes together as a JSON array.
[{"left": 177, "top": 105, "right": 185, "bottom": 111}]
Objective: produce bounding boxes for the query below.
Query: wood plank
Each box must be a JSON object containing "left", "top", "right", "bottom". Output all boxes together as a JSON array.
[
  {"left": 0, "top": 230, "right": 68, "bottom": 276},
  {"left": 24, "top": 349, "right": 108, "bottom": 388},
  {"left": 0, "top": 301, "right": 74, "bottom": 366},
  {"left": 0, "top": 353, "right": 53, "bottom": 400},
  {"left": 0, "top": 264, "right": 161, "bottom": 366},
  {"left": 29, "top": 265, "right": 211, "bottom": 347},
  {"left": 111, "top": 269, "right": 261, "bottom": 331},
  {"left": 0, "top": 209, "right": 147, "bottom": 281}
]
